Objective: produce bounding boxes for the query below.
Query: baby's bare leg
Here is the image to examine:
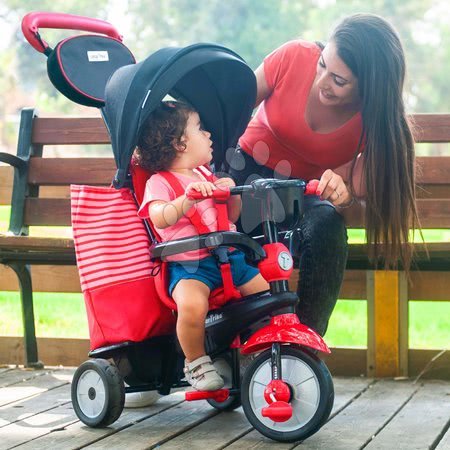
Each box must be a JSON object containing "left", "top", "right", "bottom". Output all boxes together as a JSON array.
[
  {"left": 238, "top": 273, "right": 270, "bottom": 297},
  {"left": 172, "top": 279, "right": 211, "bottom": 362}
]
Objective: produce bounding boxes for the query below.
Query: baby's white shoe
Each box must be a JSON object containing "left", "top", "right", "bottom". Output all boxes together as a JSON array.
[{"left": 184, "top": 355, "right": 224, "bottom": 391}]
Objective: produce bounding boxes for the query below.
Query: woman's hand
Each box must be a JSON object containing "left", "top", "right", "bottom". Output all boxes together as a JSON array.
[
  {"left": 185, "top": 181, "right": 217, "bottom": 199},
  {"left": 317, "top": 169, "right": 354, "bottom": 207}
]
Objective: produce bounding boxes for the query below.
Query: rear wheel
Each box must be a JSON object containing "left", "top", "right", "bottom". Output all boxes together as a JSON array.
[
  {"left": 241, "top": 346, "right": 333, "bottom": 442},
  {"left": 207, "top": 354, "right": 241, "bottom": 411},
  {"left": 71, "top": 359, "right": 125, "bottom": 427}
]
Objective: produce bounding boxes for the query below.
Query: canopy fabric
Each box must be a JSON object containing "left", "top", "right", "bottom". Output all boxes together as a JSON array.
[{"left": 103, "top": 43, "right": 256, "bottom": 188}]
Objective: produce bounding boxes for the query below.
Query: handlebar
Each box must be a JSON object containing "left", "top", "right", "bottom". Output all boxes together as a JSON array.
[
  {"left": 22, "top": 12, "right": 123, "bottom": 54},
  {"left": 185, "top": 179, "right": 320, "bottom": 200},
  {"left": 186, "top": 187, "right": 231, "bottom": 201}
]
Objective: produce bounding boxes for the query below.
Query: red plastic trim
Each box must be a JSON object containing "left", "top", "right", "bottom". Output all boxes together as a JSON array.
[
  {"left": 305, "top": 179, "right": 319, "bottom": 195},
  {"left": 258, "top": 242, "right": 293, "bottom": 282},
  {"left": 185, "top": 389, "right": 229, "bottom": 402},
  {"left": 261, "top": 401, "right": 293, "bottom": 422},
  {"left": 186, "top": 186, "right": 230, "bottom": 201},
  {"left": 241, "top": 313, "right": 331, "bottom": 355},
  {"left": 22, "top": 11, "right": 122, "bottom": 53}
]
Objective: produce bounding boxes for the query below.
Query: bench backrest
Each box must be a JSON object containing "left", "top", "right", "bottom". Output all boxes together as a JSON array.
[{"left": 1, "top": 108, "right": 450, "bottom": 233}]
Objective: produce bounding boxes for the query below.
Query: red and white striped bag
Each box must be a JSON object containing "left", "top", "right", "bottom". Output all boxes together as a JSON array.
[{"left": 71, "top": 185, "right": 175, "bottom": 350}]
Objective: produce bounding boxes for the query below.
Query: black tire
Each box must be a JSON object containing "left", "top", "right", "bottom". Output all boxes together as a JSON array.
[
  {"left": 207, "top": 354, "right": 242, "bottom": 411},
  {"left": 241, "top": 346, "right": 334, "bottom": 443},
  {"left": 71, "top": 359, "right": 125, "bottom": 427}
]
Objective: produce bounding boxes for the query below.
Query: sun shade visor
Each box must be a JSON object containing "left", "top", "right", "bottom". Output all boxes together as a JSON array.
[{"left": 103, "top": 43, "right": 256, "bottom": 188}]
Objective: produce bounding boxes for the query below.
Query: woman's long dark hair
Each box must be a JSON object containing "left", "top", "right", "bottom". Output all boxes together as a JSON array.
[{"left": 331, "top": 13, "right": 419, "bottom": 269}]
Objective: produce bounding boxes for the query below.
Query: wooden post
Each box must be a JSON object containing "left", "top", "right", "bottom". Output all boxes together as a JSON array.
[{"left": 367, "top": 270, "right": 408, "bottom": 377}]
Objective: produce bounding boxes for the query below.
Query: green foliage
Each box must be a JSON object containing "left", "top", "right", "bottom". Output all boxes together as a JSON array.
[
  {"left": 1, "top": 293, "right": 449, "bottom": 348},
  {"left": 1, "top": 0, "right": 449, "bottom": 118}
]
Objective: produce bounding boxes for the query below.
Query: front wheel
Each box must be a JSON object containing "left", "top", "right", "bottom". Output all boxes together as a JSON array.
[
  {"left": 71, "top": 359, "right": 125, "bottom": 427},
  {"left": 241, "top": 346, "right": 334, "bottom": 442}
]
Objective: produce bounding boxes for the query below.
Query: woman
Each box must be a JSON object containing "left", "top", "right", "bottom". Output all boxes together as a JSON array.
[{"left": 228, "top": 13, "right": 418, "bottom": 336}]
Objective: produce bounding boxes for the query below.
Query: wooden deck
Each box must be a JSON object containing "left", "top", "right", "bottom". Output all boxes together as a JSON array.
[{"left": 0, "top": 367, "right": 449, "bottom": 449}]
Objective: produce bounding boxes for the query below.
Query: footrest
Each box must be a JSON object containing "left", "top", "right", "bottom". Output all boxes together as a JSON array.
[{"left": 185, "top": 388, "right": 229, "bottom": 402}]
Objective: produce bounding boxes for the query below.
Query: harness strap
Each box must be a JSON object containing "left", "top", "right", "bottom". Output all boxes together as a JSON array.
[
  {"left": 158, "top": 170, "right": 210, "bottom": 235},
  {"left": 158, "top": 167, "right": 240, "bottom": 302}
]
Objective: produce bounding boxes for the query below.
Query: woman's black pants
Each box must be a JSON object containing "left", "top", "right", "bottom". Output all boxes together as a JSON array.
[{"left": 226, "top": 147, "right": 348, "bottom": 336}]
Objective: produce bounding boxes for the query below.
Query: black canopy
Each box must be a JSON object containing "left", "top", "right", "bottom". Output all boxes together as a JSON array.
[{"left": 103, "top": 43, "right": 256, "bottom": 188}]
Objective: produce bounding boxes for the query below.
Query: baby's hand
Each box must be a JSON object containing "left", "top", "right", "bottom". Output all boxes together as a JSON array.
[
  {"left": 213, "top": 177, "right": 236, "bottom": 190},
  {"left": 185, "top": 181, "right": 217, "bottom": 199}
]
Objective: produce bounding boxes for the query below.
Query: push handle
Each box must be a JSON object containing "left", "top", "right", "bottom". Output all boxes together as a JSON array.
[
  {"left": 22, "top": 12, "right": 122, "bottom": 54},
  {"left": 186, "top": 186, "right": 231, "bottom": 201}
]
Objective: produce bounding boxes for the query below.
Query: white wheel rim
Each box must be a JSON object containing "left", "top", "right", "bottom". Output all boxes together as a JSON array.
[
  {"left": 76, "top": 369, "right": 106, "bottom": 419},
  {"left": 248, "top": 355, "right": 320, "bottom": 432}
]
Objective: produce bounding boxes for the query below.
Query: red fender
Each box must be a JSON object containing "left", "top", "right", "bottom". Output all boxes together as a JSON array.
[{"left": 241, "top": 313, "right": 330, "bottom": 355}]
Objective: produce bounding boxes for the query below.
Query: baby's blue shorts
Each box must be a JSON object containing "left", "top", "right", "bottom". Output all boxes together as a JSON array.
[{"left": 168, "top": 250, "right": 260, "bottom": 296}]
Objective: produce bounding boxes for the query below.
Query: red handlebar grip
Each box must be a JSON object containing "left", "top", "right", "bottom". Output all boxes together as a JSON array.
[
  {"left": 186, "top": 187, "right": 231, "bottom": 201},
  {"left": 22, "top": 12, "right": 122, "bottom": 53},
  {"left": 305, "top": 179, "right": 320, "bottom": 196}
]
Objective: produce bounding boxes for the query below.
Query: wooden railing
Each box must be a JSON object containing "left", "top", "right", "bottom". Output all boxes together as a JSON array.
[{"left": 0, "top": 113, "right": 449, "bottom": 378}]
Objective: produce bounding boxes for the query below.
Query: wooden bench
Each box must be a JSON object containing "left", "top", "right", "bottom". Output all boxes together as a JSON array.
[{"left": 1, "top": 107, "right": 449, "bottom": 377}]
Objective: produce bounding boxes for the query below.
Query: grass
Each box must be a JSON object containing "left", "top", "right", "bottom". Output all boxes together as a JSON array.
[
  {"left": 1, "top": 205, "right": 449, "bottom": 348},
  {"left": 0, "top": 292, "right": 449, "bottom": 348}
]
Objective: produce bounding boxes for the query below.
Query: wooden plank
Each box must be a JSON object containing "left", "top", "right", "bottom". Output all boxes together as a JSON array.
[
  {"left": 0, "top": 383, "right": 71, "bottom": 428},
  {"left": 290, "top": 380, "right": 418, "bottom": 450},
  {"left": 416, "top": 184, "right": 450, "bottom": 199},
  {"left": 321, "top": 348, "right": 367, "bottom": 377},
  {"left": 342, "top": 199, "right": 450, "bottom": 228},
  {"left": 29, "top": 115, "right": 450, "bottom": 146},
  {"left": 416, "top": 156, "right": 450, "bottom": 184},
  {"left": 412, "top": 114, "right": 450, "bottom": 143},
  {"left": 0, "top": 265, "right": 81, "bottom": 292},
  {"left": 0, "top": 337, "right": 90, "bottom": 367},
  {"left": 0, "top": 337, "right": 369, "bottom": 377},
  {"left": 289, "top": 270, "right": 367, "bottom": 300},
  {"left": 0, "top": 368, "right": 73, "bottom": 408},
  {"left": 83, "top": 400, "right": 219, "bottom": 450},
  {"left": 156, "top": 408, "right": 251, "bottom": 450},
  {"left": 373, "top": 271, "right": 400, "bottom": 377},
  {"left": 24, "top": 198, "right": 72, "bottom": 226},
  {"left": 399, "top": 272, "right": 409, "bottom": 377},
  {"left": 0, "top": 401, "right": 79, "bottom": 449},
  {"left": 225, "top": 377, "right": 374, "bottom": 450},
  {"left": 409, "top": 349, "right": 450, "bottom": 380},
  {"left": 409, "top": 271, "right": 450, "bottom": 300},
  {"left": 0, "top": 235, "right": 74, "bottom": 252},
  {"left": 2, "top": 157, "right": 448, "bottom": 204},
  {"left": 0, "top": 166, "right": 13, "bottom": 205},
  {"left": 338, "top": 270, "right": 366, "bottom": 299},
  {"left": 28, "top": 158, "right": 115, "bottom": 186},
  {"left": 1, "top": 266, "right": 448, "bottom": 301},
  {"left": 0, "top": 367, "right": 57, "bottom": 388},
  {"left": 367, "top": 271, "right": 375, "bottom": 377},
  {"left": 32, "top": 117, "right": 110, "bottom": 145},
  {"left": 13, "top": 392, "right": 185, "bottom": 450},
  {"left": 0, "top": 266, "right": 364, "bottom": 298},
  {"left": 436, "top": 425, "right": 450, "bottom": 450},
  {"left": 364, "top": 381, "right": 450, "bottom": 449}
]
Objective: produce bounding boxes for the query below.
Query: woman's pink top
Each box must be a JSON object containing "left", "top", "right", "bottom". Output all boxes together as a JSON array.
[
  {"left": 239, "top": 40, "right": 363, "bottom": 180},
  {"left": 138, "top": 168, "right": 236, "bottom": 261}
]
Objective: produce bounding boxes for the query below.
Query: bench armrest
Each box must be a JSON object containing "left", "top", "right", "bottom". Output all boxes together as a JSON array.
[
  {"left": 150, "top": 231, "right": 266, "bottom": 263},
  {"left": 0, "top": 152, "right": 28, "bottom": 170}
]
